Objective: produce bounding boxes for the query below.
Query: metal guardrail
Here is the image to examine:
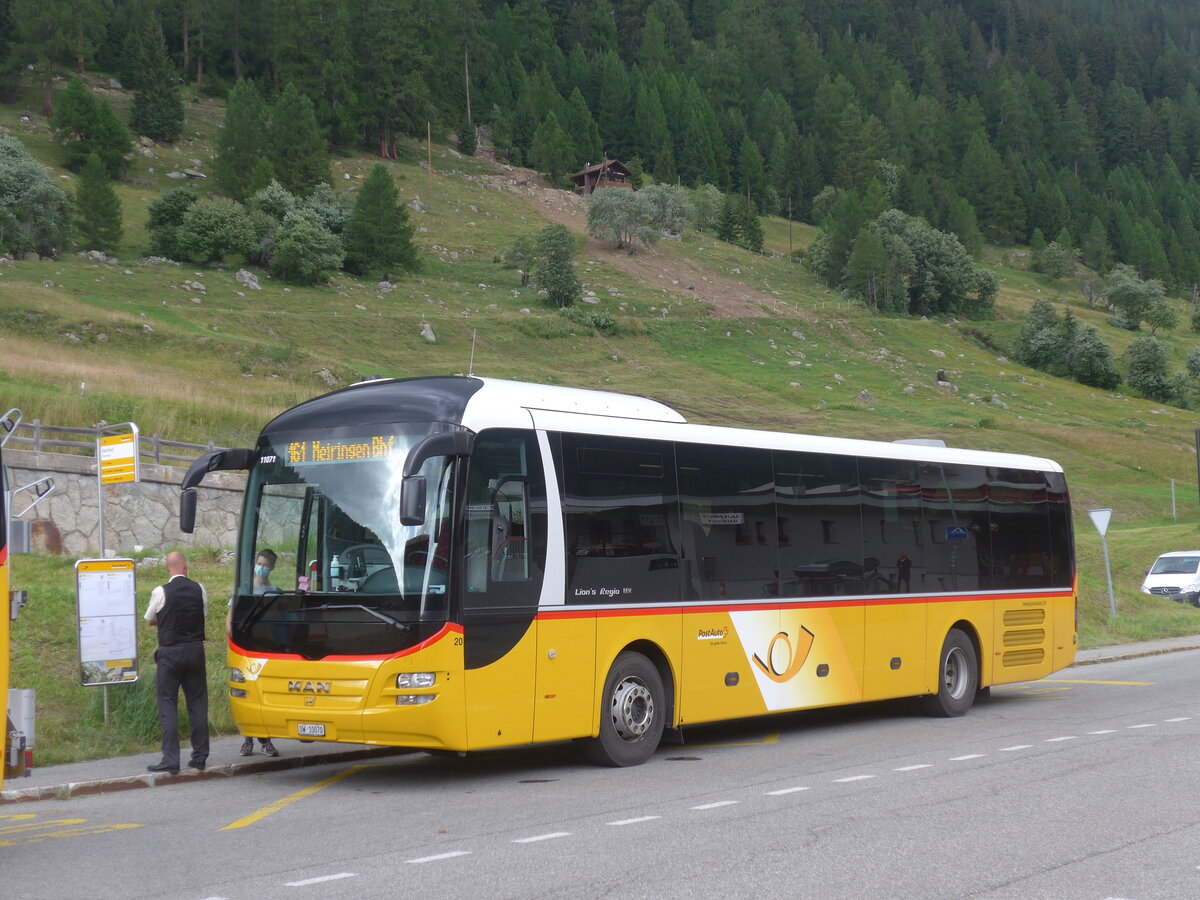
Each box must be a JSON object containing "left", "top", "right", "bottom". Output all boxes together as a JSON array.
[{"left": 4, "top": 420, "right": 219, "bottom": 467}]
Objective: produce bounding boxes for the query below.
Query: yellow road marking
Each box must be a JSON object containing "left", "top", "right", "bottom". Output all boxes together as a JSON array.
[
  {"left": 222, "top": 765, "right": 366, "bottom": 831},
  {"left": 0, "top": 814, "right": 141, "bottom": 848}
]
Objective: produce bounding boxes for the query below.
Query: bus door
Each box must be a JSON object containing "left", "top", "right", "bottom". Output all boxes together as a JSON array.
[{"left": 461, "top": 430, "right": 547, "bottom": 750}]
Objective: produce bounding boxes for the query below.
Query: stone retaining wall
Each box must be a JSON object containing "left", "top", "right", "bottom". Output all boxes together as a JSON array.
[{"left": 5, "top": 449, "right": 245, "bottom": 556}]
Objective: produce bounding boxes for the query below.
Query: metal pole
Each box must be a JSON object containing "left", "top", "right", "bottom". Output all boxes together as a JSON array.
[
  {"left": 1099, "top": 532, "right": 1116, "bottom": 622},
  {"left": 97, "top": 461, "right": 104, "bottom": 558},
  {"left": 103, "top": 684, "right": 109, "bottom": 724},
  {"left": 1172, "top": 478, "right": 1177, "bottom": 520}
]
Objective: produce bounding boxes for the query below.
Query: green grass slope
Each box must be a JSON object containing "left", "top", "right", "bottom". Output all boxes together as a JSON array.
[{"left": 4, "top": 80, "right": 1200, "bottom": 764}]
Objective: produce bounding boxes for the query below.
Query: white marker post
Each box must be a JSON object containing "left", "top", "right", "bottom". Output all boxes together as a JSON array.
[{"left": 1089, "top": 508, "right": 1116, "bottom": 622}]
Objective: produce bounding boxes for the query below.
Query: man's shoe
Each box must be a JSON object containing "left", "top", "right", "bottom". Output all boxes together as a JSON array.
[
  {"left": 147, "top": 762, "right": 179, "bottom": 774},
  {"left": 260, "top": 739, "right": 279, "bottom": 758},
  {"left": 187, "top": 760, "right": 206, "bottom": 771},
  {"left": 239, "top": 737, "right": 254, "bottom": 757}
]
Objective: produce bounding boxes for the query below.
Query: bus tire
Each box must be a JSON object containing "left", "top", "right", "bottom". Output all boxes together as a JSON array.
[
  {"left": 922, "top": 628, "right": 978, "bottom": 718},
  {"left": 586, "top": 652, "right": 666, "bottom": 767}
]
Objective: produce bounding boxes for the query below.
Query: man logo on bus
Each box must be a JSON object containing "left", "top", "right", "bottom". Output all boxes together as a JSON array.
[
  {"left": 751, "top": 626, "right": 815, "bottom": 683},
  {"left": 288, "top": 680, "right": 331, "bottom": 693}
]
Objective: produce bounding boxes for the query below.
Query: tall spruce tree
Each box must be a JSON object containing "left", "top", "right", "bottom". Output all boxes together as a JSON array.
[
  {"left": 214, "top": 79, "right": 269, "bottom": 200},
  {"left": 74, "top": 151, "right": 122, "bottom": 251},
  {"left": 269, "top": 83, "right": 331, "bottom": 196},
  {"left": 129, "top": 19, "right": 184, "bottom": 142},
  {"left": 343, "top": 162, "right": 419, "bottom": 277}
]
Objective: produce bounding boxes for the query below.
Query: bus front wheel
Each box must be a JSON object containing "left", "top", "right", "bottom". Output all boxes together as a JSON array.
[
  {"left": 923, "top": 628, "right": 978, "bottom": 717},
  {"left": 586, "top": 652, "right": 665, "bottom": 767}
]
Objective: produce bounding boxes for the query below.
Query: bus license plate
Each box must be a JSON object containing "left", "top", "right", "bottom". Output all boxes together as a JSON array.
[{"left": 297, "top": 723, "right": 326, "bottom": 737}]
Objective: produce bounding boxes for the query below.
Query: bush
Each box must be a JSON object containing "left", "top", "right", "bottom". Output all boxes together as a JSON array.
[
  {"left": 175, "top": 198, "right": 257, "bottom": 263},
  {"left": 562, "top": 306, "right": 618, "bottom": 335},
  {"left": 0, "top": 136, "right": 70, "bottom": 257},
  {"left": 269, "top": 208, "right": 344, "bottom": 284},
  {"left": 146, "top": 187, "right": 199, "bottom": 258}
]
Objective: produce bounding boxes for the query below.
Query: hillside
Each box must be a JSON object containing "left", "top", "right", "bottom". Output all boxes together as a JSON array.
[{"left": 3, "top": 74, "right": 1200, "bottom": 657}]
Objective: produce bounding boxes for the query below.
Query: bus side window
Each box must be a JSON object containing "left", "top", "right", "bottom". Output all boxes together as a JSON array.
[{"left": 464, "top": 429, "right": 547, "bottom": 605}]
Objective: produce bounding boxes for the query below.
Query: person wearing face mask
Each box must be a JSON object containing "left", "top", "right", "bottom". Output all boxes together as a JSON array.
[{"left": 228, "top": 549, "right": 281, "bottom": 758}]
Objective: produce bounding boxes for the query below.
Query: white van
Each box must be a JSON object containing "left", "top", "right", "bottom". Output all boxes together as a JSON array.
[{"left": 1141, "top": 551, "right": 1200, "bottom": 606}]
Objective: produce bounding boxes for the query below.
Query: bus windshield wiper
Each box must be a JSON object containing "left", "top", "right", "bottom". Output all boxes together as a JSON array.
[
  {"left": 312, "top": 603, "right": 413, "bottom": 632},
  {"left": 238, "top": 590, "right": 301, "bottom": 630}
]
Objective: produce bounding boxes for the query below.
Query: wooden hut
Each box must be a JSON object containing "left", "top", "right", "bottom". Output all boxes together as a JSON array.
[{"left": 569, "top": 159, "right": 633, "bottom": 195}]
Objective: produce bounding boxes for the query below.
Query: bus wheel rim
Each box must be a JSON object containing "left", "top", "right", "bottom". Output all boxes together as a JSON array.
[
  {"left": 611, "top": 677, "right": 653, "bottom": 740},
  {"left": 944, "top": 646, "right": 968, "bottom": 699}
]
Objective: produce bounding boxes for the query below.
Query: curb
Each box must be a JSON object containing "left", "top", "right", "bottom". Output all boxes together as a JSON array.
[
  {"left": 1073, "top": 642, "right": 1200, "bottom": 666},
  {"left": 0, "top": 745, "right": 408, "bottom": 805}
]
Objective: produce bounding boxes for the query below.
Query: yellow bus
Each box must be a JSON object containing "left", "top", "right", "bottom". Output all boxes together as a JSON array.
[{"left": 182, "top": 377, "right": 1076, "bottom": 766}]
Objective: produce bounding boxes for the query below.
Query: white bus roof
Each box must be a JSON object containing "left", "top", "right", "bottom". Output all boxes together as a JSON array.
[{"left": 456, "top": 377, "right": 1063, "bottom": 474}]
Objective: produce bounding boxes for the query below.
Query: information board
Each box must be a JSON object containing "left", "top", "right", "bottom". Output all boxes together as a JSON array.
[
  {"left": 98, "top": 430, "right": 139, "bottom": 485},
  {"left": 76, "top": 558, "right": 139, "bottom": 686}
]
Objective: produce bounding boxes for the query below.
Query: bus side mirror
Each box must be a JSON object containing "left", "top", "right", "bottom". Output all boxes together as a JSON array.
[
  {"left": 400, "top": 475, "right": 427, "bottom": 526},
  {"left": 180, "top": 489, "right": 198, "bottom": 534}
]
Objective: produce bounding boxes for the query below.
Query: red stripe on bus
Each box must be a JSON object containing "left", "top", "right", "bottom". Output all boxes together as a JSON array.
[{"left": 228, "top": 622, "right": 463, "bottom": 663}]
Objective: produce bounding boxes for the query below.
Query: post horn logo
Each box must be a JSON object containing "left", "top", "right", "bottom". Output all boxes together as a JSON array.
[{"left": 752, "top": 626, "right": 815, "bottom": 683}]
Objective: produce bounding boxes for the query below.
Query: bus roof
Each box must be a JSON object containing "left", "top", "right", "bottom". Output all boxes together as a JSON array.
[{"left": 271, "top": 375, "right": 1063, "bottom": 474}]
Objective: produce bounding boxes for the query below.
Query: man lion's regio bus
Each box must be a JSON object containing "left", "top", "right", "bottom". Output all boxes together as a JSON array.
[{"left": 181, "top": 376, "right": 1076, "bottom": 766}]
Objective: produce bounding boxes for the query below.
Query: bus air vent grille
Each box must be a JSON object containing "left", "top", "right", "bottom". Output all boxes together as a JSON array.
[
  {"left": 1003, "top": 628, "right": 1045, "bottom": 647},
  {"left": 1003, "top": 608, "right": 1046, "bottom": 626},
  {"left": 1002, "top": 648, "right": 1045, "bottom": 667}
]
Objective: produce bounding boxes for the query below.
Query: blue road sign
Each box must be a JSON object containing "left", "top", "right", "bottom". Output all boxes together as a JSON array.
[{"left": 946, "top": 525, "right": 969, "bottom": 541}]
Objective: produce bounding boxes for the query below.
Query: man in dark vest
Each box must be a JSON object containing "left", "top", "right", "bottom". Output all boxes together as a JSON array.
[{"left": 145, "top": 550, "right": 209, "bottom": 775}]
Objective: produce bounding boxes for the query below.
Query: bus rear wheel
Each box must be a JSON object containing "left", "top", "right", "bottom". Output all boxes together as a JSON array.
[
  {"left": 586, "top": 652, "right": 665, "bottom": 767},
  {"left": 923, "top": 628, "right": 978, "bottom": 717}
]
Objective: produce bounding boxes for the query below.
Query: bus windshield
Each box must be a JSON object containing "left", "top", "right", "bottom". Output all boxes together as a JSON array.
[{"left": 231, "top": 423, "right": 458, "bottom": 658}]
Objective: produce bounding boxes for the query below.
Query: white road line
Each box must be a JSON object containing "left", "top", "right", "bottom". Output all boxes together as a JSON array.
[
  {"left": 1127, "top": 723, "right": 1155, "bottom": 729},
  {"left": 692, "top": 800, "right": 740, "bottom": 810},
  {"left": 766, "top": 786, "right": 811, "bottom": 795},
  {"left": 285, "top": 873, "right": 356, "bottom": 886},
  {"left": 999, "top": 745, "right": 1032, "bottom": 751},
  {"left": 1088, "top": 729, "right": 1117, "bottom": 735},
  {"left": 608, "top": 816, "right": 661, "bottom": 826},
  {"left": 513, "top": 832, "right": 571, "bottom": 843},
  {"left": 1165, "top": 717, "right": 1191, "bottom": 722},
  {"left": 1045, "top": 736, "right": 1077, "bottom": 742},
  {"left": 950, "top": 754, "right": 984, "bottom": 761},
  {"left": 834, "top": 775, "right": 875, "bottom": 783},
  {"left": 894, "top": 764, "right": 932, "bottom": 771},
  {"left": 407, "top": 851, "right": 472, "bottom": 864}
]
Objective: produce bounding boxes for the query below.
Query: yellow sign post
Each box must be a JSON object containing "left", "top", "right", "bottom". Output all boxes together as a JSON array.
[{"left": 95, "top": 423, "right": 138, "bottom": 557}]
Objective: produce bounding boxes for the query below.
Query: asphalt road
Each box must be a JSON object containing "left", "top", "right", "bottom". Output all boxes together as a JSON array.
[{"left": 4, "top": 649, "right": 1199, "bottom": 900}]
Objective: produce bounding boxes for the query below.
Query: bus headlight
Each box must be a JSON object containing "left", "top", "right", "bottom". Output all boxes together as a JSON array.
[
  {"left": 396, "top": 694, "right": 436, "bottom": 706},
  {"left": 397, "top": 672, "right": 436, "bottom": 688},
  {"left": 229, "top": 667, "right": 246, "bottom": 683}
]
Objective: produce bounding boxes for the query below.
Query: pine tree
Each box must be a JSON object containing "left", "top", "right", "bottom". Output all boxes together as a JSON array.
[
  {"left": 532, "top": 223, "right": 580, "bottom": 308},
  {"left": 52, "top": 77, "right": 132, "bottom": 177},
  {"left": 269, "top": 83, "right": 331, "bottom": 196},
  {"left": 129, "top": 19, "right": 184, "bottom": 142},
  {"left": 214, "top": 79, "right": 269, "bottom": 200},
  {"left": 529, "top": 111, "right": 574, "bottom": 184},
  {"left": 343, "top": 162, "right": 419, "bottom": 277},
  {"left": 74, "top": 151, "right": 123, "bottom": 252}
]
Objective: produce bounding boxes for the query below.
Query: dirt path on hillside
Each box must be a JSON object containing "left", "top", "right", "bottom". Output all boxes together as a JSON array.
[{"left": 480, "top": 164, "right": 784, "bottom": 318}]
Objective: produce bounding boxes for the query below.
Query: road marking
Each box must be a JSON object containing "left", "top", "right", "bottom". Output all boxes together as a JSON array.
[
  {"left": 1044, "top": 736, "right": 1077, "bottom": 742},
  {"left": 1088, "top": 730, "right": 1117, "bottom": 735},
  {"left": 222, "top": 765, "right": 366, "bottom": 831},
  {"left": 894, "top": 764, "right": 932, "bottom": 771},
  {"left": 513, "top": 832, "right": 571, "bottom": 843},
  {"left": 1036, "top": 679, "right": 1153, "bottom": 686},
  {"left": 766, "top": 786, "right": 811, "bottom": 794},
  {"left": 608, "top": 816, "right": 661, "bottom": 825},
  {"left": 0, "top": 813, "right": 141, "bottom": 847},
  {"left": 407, "top": 851, "right": 472, "bottom": 864},
  {"left": 950, "top": 754, "right": 984, "bottom": 761},
  {"left": 285, "top": 873, "right": 356, "bottom": 886},
  {"left": 834, "top": 775, "right": 875, "bottom": 783},
  {"left": 999, "top": 745, "right": 1032, "bottom": 751},
  {"left": 691, "top": 800, "right": 739, "bottom": 810},
  {"left": 1127, "top": 723, "right": 1155, "bottom": 729},
  {"left": 1165, "top": 717, "right": 1190, "bottom": 722}
]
